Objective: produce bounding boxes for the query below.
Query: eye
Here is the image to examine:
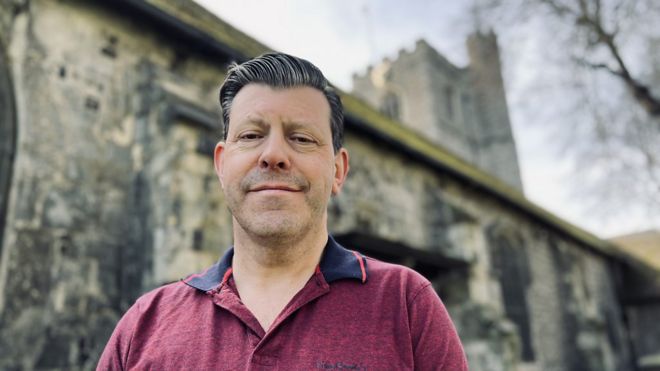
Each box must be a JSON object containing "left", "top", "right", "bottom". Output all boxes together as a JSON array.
[
  {"left": 290, "top": 134, "right": 317, "bottom": 145},
  {"left": 237, "top": 132, "right": 263, "bottom": 141}
]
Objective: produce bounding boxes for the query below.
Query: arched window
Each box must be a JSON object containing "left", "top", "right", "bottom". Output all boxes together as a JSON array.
[
  {"left": 381, "top": 91, "right": 400, "bottom": 120},
  {"left": 487, "top": 227, "right": 535, "bottom": 362},
  {"left": 444, "top": 86, "right": 454, "bottom": 120}
]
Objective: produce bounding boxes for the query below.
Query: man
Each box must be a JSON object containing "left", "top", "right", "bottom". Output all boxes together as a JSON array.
[{"left": 98, "top": 52, "right": 468, "bottom": 370}]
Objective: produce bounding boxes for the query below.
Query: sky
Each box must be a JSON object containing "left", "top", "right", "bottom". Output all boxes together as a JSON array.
[{"left": 194, "top": 0, "right": 657, "bottom": 238}]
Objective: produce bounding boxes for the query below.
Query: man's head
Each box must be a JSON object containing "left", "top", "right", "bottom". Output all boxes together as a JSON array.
[
  {"left": 214, "top": 52, "right": 349, "bottom": 244},
  {"left": 219, "top": 52, "right": 344, "bottom": 153}
]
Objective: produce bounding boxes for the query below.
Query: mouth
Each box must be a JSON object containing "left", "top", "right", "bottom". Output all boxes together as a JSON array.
[{"left": 248, "top": 184, "right": 302, "bottom": 193}]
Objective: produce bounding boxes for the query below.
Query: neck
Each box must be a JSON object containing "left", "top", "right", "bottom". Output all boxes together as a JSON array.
[
  {"left": 229, "top": 221, "right": 329, "bottom": 332},
  {"left": 231, "top": 220, "right": 328, "bottom": 286}
]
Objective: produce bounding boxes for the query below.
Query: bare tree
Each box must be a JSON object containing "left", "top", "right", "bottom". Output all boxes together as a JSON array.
[
  {"left": 545, "top": 0, "right": 660, "bottom": 116},
  {"left": 474, "top": 0, "right": 660, "bottom": 230}
]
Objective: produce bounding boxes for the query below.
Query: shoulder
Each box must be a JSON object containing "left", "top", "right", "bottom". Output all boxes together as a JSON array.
[
  {"left": 111, "top": 281, "right": 206, "bottom": 349},
  {"left": 131, "top": 280, "right": 203, "bottom": 315},
  {"left": 366, "top": 257, "right": 427, "bottom": 280},
  {"left": 362, "top": 260, "right": 469, "bottom": 369},
  {"left": 97, "top": 282, "right": 207, "bottom": 369},
  {"left": 363, "top": 257, "right": 433, "bottom": 303}
]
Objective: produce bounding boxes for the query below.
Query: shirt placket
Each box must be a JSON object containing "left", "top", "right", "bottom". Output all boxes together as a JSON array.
[{"left": 211, "top": 271, "right": 331, "bottom": 369}]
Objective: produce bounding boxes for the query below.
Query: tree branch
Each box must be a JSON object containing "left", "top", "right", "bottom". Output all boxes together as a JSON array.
[
  {"left": 574, "top": 57, "right": 623, "bottom": 77},
  {"left": 545, "top": 0, "right": 660, "bottom": 118}
]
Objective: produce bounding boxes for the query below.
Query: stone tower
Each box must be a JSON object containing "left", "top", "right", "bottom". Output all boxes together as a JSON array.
[
  {"left": 352, "top": 31, "right": 523, "bottom": 191},
  {"left": 466, "top": 31, "right": 522, "bottom": 190}
]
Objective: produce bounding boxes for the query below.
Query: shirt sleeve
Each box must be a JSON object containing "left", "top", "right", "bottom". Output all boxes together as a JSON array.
[
  {"left": 408, "top": 283, "right": 469, "bottom": 370},
  {"left": 96, "top": 301, "right": 141, "bottom": 371}
]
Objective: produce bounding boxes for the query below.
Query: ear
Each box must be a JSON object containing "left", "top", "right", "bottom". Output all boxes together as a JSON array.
[
  {"left": 213, "top": 141, "right": 226, "bottom": 189},
  {"left": 331, "top": 148, "right": 350, "bottom": 196}
]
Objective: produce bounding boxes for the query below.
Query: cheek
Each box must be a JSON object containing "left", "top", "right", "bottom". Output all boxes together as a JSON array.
[
  {"left": 324, "top": 165, "right": 337, "bottom": 191},
  {"left": 222, "top": 153, "right": 251, "bottom": 178}
]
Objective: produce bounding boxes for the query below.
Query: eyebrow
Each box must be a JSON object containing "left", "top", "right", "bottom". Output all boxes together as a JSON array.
[
  {"left": 242, "top": 116, "right": 269, "bottom": 129},
  {"left": 282, "top": 120, "right": 316, "bottom": 132},
  {"left": 242, "top": 116, "right": 319, "bottom": 133}
]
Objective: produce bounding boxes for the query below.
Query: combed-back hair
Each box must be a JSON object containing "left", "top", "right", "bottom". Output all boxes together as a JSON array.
[{"left": 219, "top": 52, "right": 344, "bottom": 152}]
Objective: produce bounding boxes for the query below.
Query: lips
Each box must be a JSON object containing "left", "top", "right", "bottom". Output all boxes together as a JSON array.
[
  {"left": 240, "top": 171, "right": 308, "bottom": 193},
  {"left": 248, "top": 184, "right": 302, "bottom": 192}
]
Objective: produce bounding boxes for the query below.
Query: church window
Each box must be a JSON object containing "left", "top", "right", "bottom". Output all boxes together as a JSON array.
[
  {"left": 489, "top": 231, "right": 536, "bottom": 361},
  {"left": 444, "top": 86, "right": 454, "bottom": 120},
  {"left": 381, "top": 91, "right": 400, "bottom": 120}
]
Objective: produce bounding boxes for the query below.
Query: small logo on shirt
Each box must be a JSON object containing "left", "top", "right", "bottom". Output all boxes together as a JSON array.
[{"left": 315, "top": 361, "right": 367, "bottom": 370}]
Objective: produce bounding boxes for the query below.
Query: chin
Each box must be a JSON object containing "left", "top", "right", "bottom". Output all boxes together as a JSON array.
[{"left": 240, "top": 214, "right": 308, "bottom": 241}]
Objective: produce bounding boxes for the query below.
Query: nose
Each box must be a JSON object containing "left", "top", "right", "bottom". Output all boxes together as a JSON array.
[{"left": 258, "top": 133, "right": 291, "bottom": 170}]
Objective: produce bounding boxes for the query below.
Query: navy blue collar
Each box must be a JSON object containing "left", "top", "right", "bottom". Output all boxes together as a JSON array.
[{"left": 183, "top": 235, "right": 368, "bottom": 292}]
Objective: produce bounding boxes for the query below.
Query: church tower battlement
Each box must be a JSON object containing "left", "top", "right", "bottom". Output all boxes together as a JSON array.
[{"left": 352, "top": 32, "right": 523, "bottom": 191}]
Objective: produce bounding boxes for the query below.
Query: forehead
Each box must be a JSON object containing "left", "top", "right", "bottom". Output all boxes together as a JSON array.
[{"left": 229, "top": 84, "right": 331, "bottom": 128}]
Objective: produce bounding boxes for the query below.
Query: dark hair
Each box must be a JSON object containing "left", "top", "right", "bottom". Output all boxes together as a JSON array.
[{"left": 219, "top": 52, "right": 344, "bottom": 152}]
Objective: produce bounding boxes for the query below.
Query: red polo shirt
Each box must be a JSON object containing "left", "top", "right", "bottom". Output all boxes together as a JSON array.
[{"left": 97, "top": 236, "right": 468, "bottom": 370}]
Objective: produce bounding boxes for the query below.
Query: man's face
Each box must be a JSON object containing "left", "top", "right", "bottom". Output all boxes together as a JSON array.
[{"left": 214, "top": 84, "right": 349, "bottom": 242}]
